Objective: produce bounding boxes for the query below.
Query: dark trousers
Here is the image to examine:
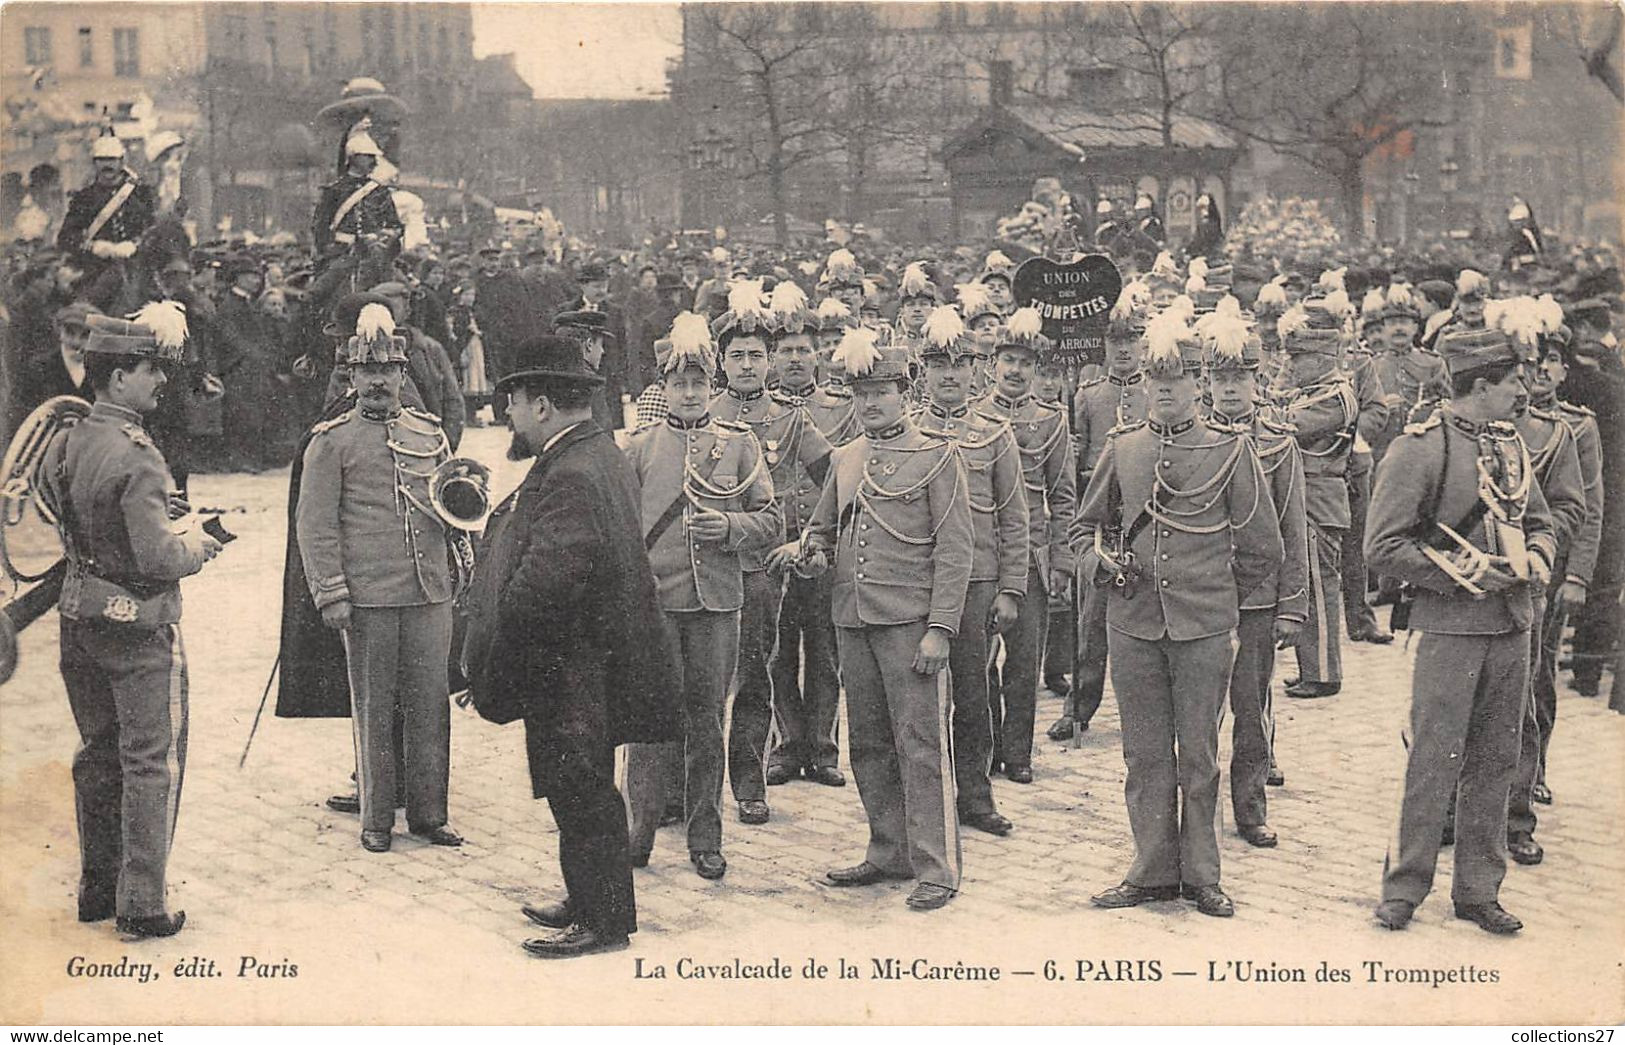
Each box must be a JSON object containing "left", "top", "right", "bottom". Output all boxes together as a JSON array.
[
  {"left": 1043, "top": 584, "right": 1075, "bottom": 691},
  {"left": 1509, "top": 593, "right": 1552, "bottom": 838},
  {"left": 1296, "top": 523, "right": 1345, "bottom": 685},
  {"left": 947, "top": 581, "right": 999, "bottom": 816},
  {"left": 1227, "top": 609, "right": 1276, "bottom": 828},
  {"left": 769, "top": 571, "right": 841, "bottom": 771},
  {"left": 729, "top": 570, "right": 779, "bottom": 802},
  {"left": 990, "top": 559, "right": 1047, "bottom": 770},
  {"left": 531, "top": 738, "right": 636, "bottom": 937},
  {"left": 343, "top": 603, "right": 453, "bottom": 835},
  {"left": 1342, "top": 463, "right": 1379, "bottom": 635},
  {"left": 625, "top": 609, "right": 739, "bottom": 855},
  {"left": 1109, "top": 629, "right": 1235, "bottom": 888},
  {"left": 60, "top": 619, "right": 188, "bottom": 919},
  {"left": 1068, "top": 579, "right": 1110, "bottom": 728},
  {"left": 838, "top": 621, "right": 961, "bottom": 889},
  {"left": 1382, "top": 630, "right": 1527, "bottom": 907}
]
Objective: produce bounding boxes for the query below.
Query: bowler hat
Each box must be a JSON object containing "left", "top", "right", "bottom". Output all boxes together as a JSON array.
[
  {"left": 495, "top": 335, "right": 606, "bottom": 394},
  {"left": 554, "top": 309, "right": 618, "bottom": 343}
]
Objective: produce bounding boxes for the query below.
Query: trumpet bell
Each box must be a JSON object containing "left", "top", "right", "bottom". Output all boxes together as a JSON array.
[
  {"left": 429, "top": 457, "right": 492, "bottom": 531},
  {"left": 2, "top": 395, "right": 90, "bottom": 583}
]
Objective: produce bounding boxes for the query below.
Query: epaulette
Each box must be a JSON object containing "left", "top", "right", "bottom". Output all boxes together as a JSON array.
[
  {"left": 1557, "top": 401, "right": 1594, "bottom": 419},
  {"left": 120, "top": 423, "right": 153, "bottom": 449},
  {"left": 819, "top": 384, "right": 852, "bottom": 400},
  {"left": 712, "top": 417, "right": 753, "bottom": 434},
  {"left": 1107, "top": 420, "right": 1147, "bottom": 437},
  {"left": 1401, "top": 412, "right": 1443, "bottom": 437},
  {"left": 310, "top": 410, "right": 354, "bottom": 435},
  {"left": 1259, "top": 415, "right": 1298, "bottom": 436},
  {"left": 401, "top": 405, "right": 442, "bottom": 425},
  {"left": 769, "top": 389, "right": 806, "bottom": 407},
  {"left": 1078, "top": 375, "right": 1106, "bottom": 391}
]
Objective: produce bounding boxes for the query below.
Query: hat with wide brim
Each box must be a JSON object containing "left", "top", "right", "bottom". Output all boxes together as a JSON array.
[
  {"left": 316, "top": 79, "right": 409, "bottom": 131},
  {"left": 494, "top": 334, "right": 606, "bottom": 394}
]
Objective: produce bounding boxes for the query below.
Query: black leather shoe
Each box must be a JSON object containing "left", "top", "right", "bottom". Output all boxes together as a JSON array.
[
  {"left": 737, "top": 799, "right": 770, "bottom": 825},
  {"left": 326, "top": 792, "right": 360, "bottom": 814},
  {"left": 1507, "top": 833, "right": 1544, "bottom": 866},
  {"left": 361, "top": 830, "right": 392, "bottom": 853},
  {"left": 1181, "top": 883, "right": 1235, "bottom": 918},
  {"left": 805, "top": 765, "right": 846, "bottom": 787},
  {"left": 1090, "top": 882, "right": 1179, "bottom": 908},
  {"left": 630, "top": 851, "right": 651, "bottom": 869},
  {"left": 117, "top": 911, "right": 186, "bottom": 938},
  {"left": 905, "top": 883, "right": 956, "bottom": 910},
  {"left": 411, "top": 825, "right": 464, "bottom": 847},
  {"left": 78, "top": 891, "right": 116, "bottom": 923},
  {"left": 522, "top": 900, "right": 574, "bottom": 929},
  {"left": 826, "top": 862, "right": 910, "bottom": 887},
  {"left": 1239, "top": 824, "right": 1278, "bottom": 848},
  {"left": 1531, "top": 783, "right": 1552, "bottom": 805},
  {"left": 1374, "top": 899, "right": 1415, "bottom": 930},
  {"left": 766, "top": 764, "right": 795, "bottom": 786},
  {"left": 1362, "top": 626, "right": 1394, "bottom": 644},
  {"left": 1454, "top": 902, "right": 1522, "bottom": 935},
  {"left": 961, "top": 810, "right": 1013, "bottom": 836},
  {"left": 1284, "top": 681, "right": 1341, "bottom": 699},
  {"left": 1266, "top": 765, "right": 1285, "bottom": 787},
  {"left": 691, "top": 850, "right": 727, "bottom": 880},
  {"left": 1046, "top": 717, "right": 1079, "bottom": 741},
  {"left": 1005, "top": 764, "right": 1034, "bottom": 784},
  {"left": 521, "top": 924, "right": 630, "bottom": 959}
]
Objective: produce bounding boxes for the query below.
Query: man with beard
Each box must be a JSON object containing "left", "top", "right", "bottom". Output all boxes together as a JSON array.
[
  {"left": 57, "top": 128, "right": 154, "bottom": 310},
  {"left": 462, "top": 334, "right": 678, "bottom": 959},
  {"left": 296, "top": 301, "right": 463, "bottom": 855}
]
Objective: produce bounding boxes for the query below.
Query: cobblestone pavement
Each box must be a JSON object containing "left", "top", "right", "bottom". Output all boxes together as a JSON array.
[{"left": 3, "top": 424, "right": 1621, "bottom": 1025}]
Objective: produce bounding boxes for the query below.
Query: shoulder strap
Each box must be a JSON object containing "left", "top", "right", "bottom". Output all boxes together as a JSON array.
[
  {"left": 329, "top": 180, "right": 381, "bottom": 232},
  {"left": 81, "top": 180, "right": 137, "bottom": 247}
]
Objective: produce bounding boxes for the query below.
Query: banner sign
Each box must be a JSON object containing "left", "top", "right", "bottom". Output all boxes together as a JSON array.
[{"left": 1012, "top": 254, "right": 1122, "bottom": 367}]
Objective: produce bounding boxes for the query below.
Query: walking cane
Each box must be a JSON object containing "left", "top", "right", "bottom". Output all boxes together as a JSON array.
[{"left": 237, "top": 652, "right": 281, "bottom": 769}]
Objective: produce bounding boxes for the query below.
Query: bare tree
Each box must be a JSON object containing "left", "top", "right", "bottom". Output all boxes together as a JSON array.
[{"left": 1211, "top": 4, "right": 1455, "bottom": 237}]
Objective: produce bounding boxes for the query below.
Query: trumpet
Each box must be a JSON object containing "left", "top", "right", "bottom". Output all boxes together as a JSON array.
[
  {"left": 429, "top": 457, "right": 493, "bottom": 531},
  {"left": 2, "top": 395, "right": 90, "bottom": 583}
]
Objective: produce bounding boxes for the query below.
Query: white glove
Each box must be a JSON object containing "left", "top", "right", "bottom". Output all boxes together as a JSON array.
[
  {"left": 178, "top": 528, "right": 223, "bottom": 564},
  {"left": 112, "top": 241, "right": 137, "bottom": 259},
  {"left": 90, "top": 240, "right": 119, "bottom": 259}
]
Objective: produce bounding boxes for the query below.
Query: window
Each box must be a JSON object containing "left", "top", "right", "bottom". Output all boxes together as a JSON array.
[
  {"left": 24, "top": 27, "right": 51, "bottom": 65},
  {"left": 113, "top": 28, "right": 139, "bottom": 76},
  {"left": 78, "top": 28, "right": 92, "bottom": 68},
  {"left": 989, "top": 59, "right": 1013, "bottom": 106},
  {"left": 1067, "top": 67, "right": 1119, "bottom": 100}
]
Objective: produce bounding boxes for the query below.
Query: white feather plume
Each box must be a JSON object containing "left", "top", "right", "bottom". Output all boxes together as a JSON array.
[
  {"left": 1255, "top": 281, "right": 1289, "bottom": 310},
  {"left": 1142, "top": 311, "right": 1192, "bottom": 371},
  {"left": 955, "top": 281, "right": 992, "bottom": 315},
  {"left": 1534, "top": 294, "right": 1564, "bottom": 334},
  {"left": 816, "top": 297, "right": 851, "bottom": 322},
  {"left": 1493, "top": 295, "right": 1544, "bottom": 349},
  {"left": 832, "top": 326, "right": 883, "bottom": 378},
  {"left": 1216, "top": 294, "right": 1241, "bottom": 318},
  {"left": 769, "top": 279, "right": 808, "bottom": 317},
  {"left": 727, "top": 278, "right": 769, "bottom": 318},
  {"left": 1194, "top": 296, "right": 1244, "bottom": 339},
  {"left": 983, "top": 250, "right": 1013, "bottom": 271},
  {"left": 1317, "top": 267, "right": 1347, "bottom": 292},
  {"left": 1482, "top": 297, "right": 1512, "bottom": 331},
  {"left": 356, "top": 302, "right": 395, "bottom": 340},
  {"left": 1006, "top": 306, "right": 1043, "bottom": 341},
  {"left": 1456, "top": 269, "right": 1488, "bottom": 297},
  {"left": 1188, "top": 257, "right": 1210, "bottom": 282},
  {"left": 1321, "top": 289, "right": 1351, "bottom": 319},
  {"left": 14, "top": 195, "right": 48, "bottom": 240},
  {"left": 710, "top": 246, "right": 730, "bottom": 264},
  {"left": 798, "top": 260, "right": 820, "bottom": 277},
  {"left": 664, "top": 311, "right": 715, "bottom": 374},
  {"left": 900, "top": 262, "right": 933, "bottom": 298},
  {"left": 1164, "top": 294, "right": 1197, "bottom": 322},
  {"left": 1361, "top": 288, "right": 1388, "bottom": 319},
  {"left": 129, "top": 300, "right": 188, "bottom": 350},
  {"left": 1112, "top": 280, "right": 1151, "bottom": 321},
  {"left": 923, "top": 305, "right": 966, "bottom": 351},
  {"left": 1206, "top": 314, "right": 1252, "bottom": 365},
  {"left": 1150, "top": 251, "right": 1178, "bottom": 279},
  {"left": 1277, "top": 304, "right": 1310, "bottom": 343},
  {"left": 1386, "top": 283, "right": 1419, "bottom": 312},
  {"left": 825, "top": 248, "right": 858, "bottom": 276},
  {"left": 1185, "top": 273, "right": 1208, "bottom": 294}
]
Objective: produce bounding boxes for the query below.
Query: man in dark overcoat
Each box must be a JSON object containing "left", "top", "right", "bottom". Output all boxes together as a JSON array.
[{"left": 461, "top": 334, "right": 680, "bottom": 960}]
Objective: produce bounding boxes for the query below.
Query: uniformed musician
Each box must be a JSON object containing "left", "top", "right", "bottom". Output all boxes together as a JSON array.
[
  {"left": 1274, "top": 294, "right": 1360, "bottom": 699},
  {"left": 1072, "top": 311, "right": 1283, "bottom": 918},
  {"left": 1368, "top": 325, "right": 1558, "bottom": 936},
  {"left": 1203, "top": 312, "right": 1308, "bottom": 849},
  {"left": 622, "top": 313, "right": 782, "bottom": 880},
  {"left": 40, "top": 302, "right": 219, "bottom": 938},
  {"left": 806, "top": 298, "right": 862, "bottom": 448},
  {"left": 803, "top": 328, "right": 973, "bottom": 911},
  {"left": 972, "top": 307, "right": 1076, "bottom": 783},
  {"left": 296, "top": 302, "right": 463, "bottom": 854},
  {"left": 911, "top": 305, "right": 1028, "bottom": 837}
]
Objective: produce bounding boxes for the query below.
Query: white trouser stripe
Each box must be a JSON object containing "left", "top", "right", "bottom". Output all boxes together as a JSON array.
[
  {"left": 935, "top": 668, "right": 960, "bottom": 884},
  {"left": 164, "top": 625, "right": 187, "bottom": 849}
]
